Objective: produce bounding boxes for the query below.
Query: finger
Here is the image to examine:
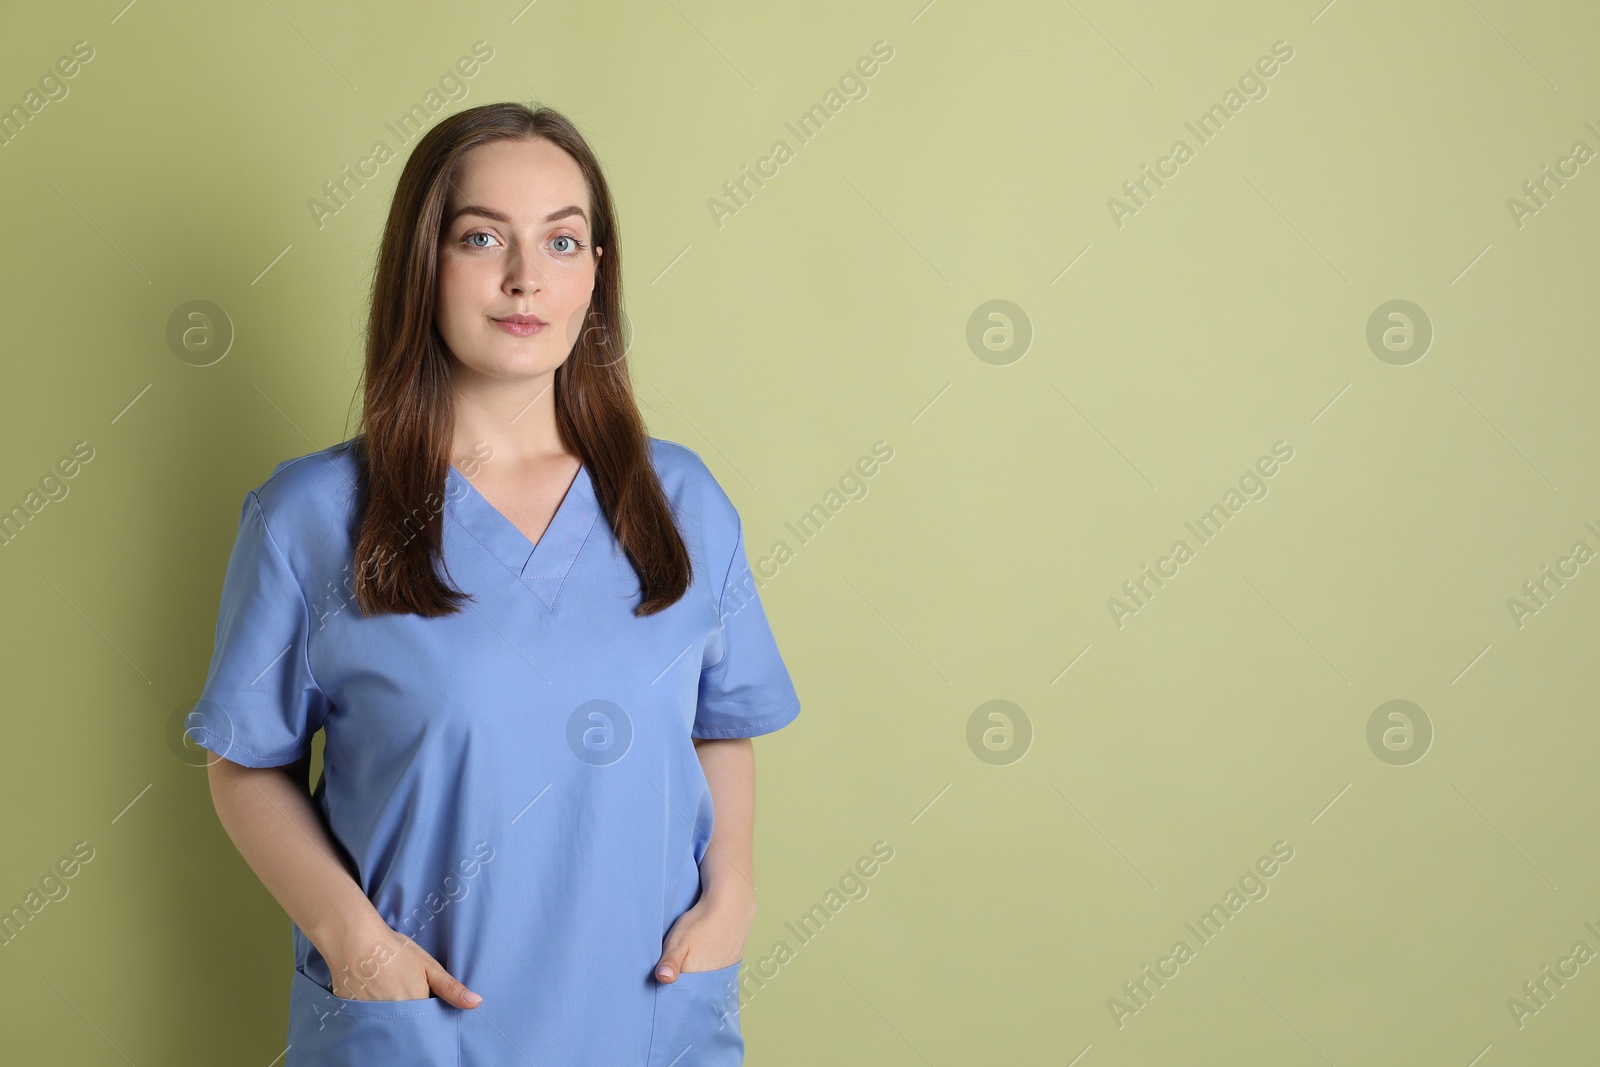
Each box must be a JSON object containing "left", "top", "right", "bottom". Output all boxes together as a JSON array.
[
  {"left": 429, "top": 965, "right": 484, "bottom": 1008},
  {"left": 655, "top": 948, "right": 687, "bottom": 983}
]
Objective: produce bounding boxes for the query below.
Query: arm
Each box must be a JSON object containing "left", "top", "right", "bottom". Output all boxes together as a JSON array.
[
  {"left": 205, "top": 753, "right": 483, "bottom": 1006},
  {"left": 205, "top": 753, "right": 380, "bottom": 953},
  {"left": 694, "top": 736, "right": 758, "bottom": 909},
  {"left": 654, "top": 737, "right": 759, "bottom": 980}
]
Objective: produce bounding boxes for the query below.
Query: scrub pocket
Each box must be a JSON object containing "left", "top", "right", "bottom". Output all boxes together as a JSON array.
[
  {"left": 287, "top": 965, "right": 461, "bottom": 1067},
  {"left": 646, "top": 959, "right": 745, "bottom": 1067}
]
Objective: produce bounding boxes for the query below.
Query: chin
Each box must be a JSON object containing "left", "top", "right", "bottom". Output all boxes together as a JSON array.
[{"left": 490, "top": 353, "right": 561, "bottom": 379}]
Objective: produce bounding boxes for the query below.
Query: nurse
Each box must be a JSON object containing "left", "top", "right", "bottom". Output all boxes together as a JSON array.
[{"left": 192, "top": 102, "right": 802, "bottom": 1066}]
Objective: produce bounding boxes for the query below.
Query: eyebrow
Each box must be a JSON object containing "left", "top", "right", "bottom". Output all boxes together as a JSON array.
[{"left": 447, "top": 204, "right": 588, "bottom": 228}]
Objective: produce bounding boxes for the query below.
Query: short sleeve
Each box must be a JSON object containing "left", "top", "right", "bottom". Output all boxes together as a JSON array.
[
  {"left": 188, "top": 490, "right": 331, "bottom": 767},
  {"left": 694, "top": 514, "right": 802, "bottom": 739}
]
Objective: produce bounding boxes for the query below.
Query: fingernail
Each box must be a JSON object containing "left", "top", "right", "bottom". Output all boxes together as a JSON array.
[
  {"left": 657, "top": 966, "right": 675, "bottom": 981},
  {"left": 464, "top": 991, "right": 483, "bottom": 1005}
]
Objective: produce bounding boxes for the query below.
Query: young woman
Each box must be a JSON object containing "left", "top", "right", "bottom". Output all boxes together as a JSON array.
[{"left": 192, "top": 102, "right": 802, "bottom": 1066}]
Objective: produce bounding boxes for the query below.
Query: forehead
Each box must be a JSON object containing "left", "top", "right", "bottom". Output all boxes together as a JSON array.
[{"left": 446, "top": 138, "right": 590, "bottom": 219}]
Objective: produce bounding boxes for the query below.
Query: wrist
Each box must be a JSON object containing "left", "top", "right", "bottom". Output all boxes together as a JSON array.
[
  {"left": 305, "top": 901, "right": 391, "bottom": 958},
  {"left": 699, "top": 882, "right": 757, "bottom": 917}
]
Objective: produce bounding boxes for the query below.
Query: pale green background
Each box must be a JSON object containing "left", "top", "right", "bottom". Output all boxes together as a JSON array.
[{"left": 0, "top": 0, "right": 1596, "bottom": 1063}]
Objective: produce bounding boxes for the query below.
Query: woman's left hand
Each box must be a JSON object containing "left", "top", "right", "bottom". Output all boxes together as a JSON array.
[{"left": 655, "top": 888, "right": 757, "bottom": 982}]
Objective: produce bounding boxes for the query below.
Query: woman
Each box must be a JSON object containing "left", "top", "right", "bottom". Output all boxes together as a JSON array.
[{"left": 192, "top": 102, "right": 802, "bottom": 1066}]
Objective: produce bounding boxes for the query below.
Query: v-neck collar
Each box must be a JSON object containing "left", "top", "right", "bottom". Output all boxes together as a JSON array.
[{"left": 445, "top": 460, "right": 601, "bottom": 611}]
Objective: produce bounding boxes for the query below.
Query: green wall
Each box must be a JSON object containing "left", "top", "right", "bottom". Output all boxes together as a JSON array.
[{"left": 0, "top": 0, "right": 1596, "bottom": 1062}]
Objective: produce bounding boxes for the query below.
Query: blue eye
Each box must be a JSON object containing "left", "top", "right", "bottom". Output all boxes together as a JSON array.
[{"left": 460, "top": 230, "right": 586, "bottom": 254}]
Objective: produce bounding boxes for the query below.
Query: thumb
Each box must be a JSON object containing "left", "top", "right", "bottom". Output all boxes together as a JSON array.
[
  {"left": 655, "top": 947, "right": 688, "bottom": 983},
  {"left": 428, "top": 964, "right": 484, "bottom": 1008}
]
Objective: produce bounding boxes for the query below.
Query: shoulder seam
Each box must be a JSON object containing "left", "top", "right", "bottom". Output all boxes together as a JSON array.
[
  {"left": 704, "top": 510, "right": 742, "bottom": 673},
  {"left": 650, "top": 436, "right": 711, "bottom": 472},
  {"left": 716, "top": 510, "right": 740, "bottom": 619},
  {"left": 246, "top": 490, "right": 332, "bottom": 704},
  {"left": 258, "top": 439, "right": 358, "bottom": 496}
]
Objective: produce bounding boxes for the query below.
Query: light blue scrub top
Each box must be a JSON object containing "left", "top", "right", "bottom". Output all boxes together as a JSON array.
[{"left": 191, "top": 436, "right": 802, "bottom": 1066}]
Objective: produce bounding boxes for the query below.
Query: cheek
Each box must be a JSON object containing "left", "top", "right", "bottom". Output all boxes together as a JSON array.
[
  {"left": 557, "top": 272, "right": 598, "bottom": 333},
  {"left": 436, "top": 260, "right": 484, "bottom": 319},
  {"left": 559, "top": 267, "right": 597, "bottom": 307},
  {"left": 437, "top": 257, "right": 464, "bottom": 298}
]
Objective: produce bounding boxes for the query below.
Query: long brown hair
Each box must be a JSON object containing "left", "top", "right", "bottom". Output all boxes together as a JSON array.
[{"left": 349, "top": 102, "right": 690, "bottom": 619}]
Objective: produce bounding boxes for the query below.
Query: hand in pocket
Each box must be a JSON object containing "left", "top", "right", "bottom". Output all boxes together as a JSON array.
[
  {"left": 654, "top": 891, "right": 756, "bottom": 982},
  {"left": 319, "top": 920, "right": 484, "bottom": 1007}
]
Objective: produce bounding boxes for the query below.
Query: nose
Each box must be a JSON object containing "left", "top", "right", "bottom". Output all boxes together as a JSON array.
[{"left": 503, "top": 244, "right": 543, "bottom": 296}]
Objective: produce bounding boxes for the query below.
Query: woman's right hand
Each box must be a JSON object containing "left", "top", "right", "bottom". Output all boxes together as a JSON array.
[
  {"left": 203, "top": 758, "right": 484, "bottom": 1009},
  {"left": 318, "top": 918, "right": 483, "bottom": 1008}
]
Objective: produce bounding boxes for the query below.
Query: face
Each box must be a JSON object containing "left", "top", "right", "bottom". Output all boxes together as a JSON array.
[{"left": 435, "top": 137, "right": 603, "bottom": 385}]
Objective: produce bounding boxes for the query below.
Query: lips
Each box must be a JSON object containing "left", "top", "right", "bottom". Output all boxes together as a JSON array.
[{"left": 491, "top": 314, "right": 547, "bottom": 338}]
